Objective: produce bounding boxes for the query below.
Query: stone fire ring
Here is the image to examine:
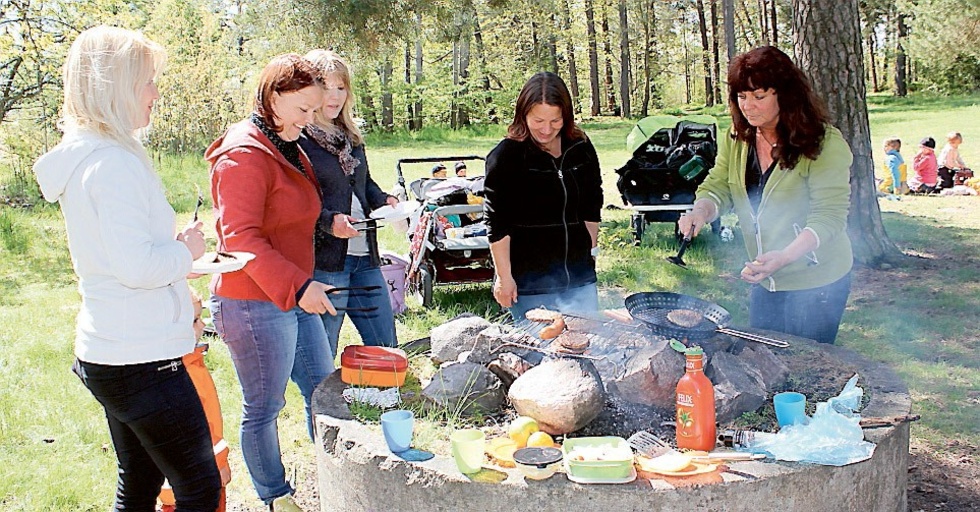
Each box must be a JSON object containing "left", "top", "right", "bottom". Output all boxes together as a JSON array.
[{"left": 312, "top": 335, "right": 912, "bottom": 512}]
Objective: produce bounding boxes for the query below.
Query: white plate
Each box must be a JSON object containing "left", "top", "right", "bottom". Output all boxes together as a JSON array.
[
  {"left": 565, "top": 466, "right": 637, "bottom": 485},
  {"left": 192, "top": 251, "right": 255, "bottom": 274},
  {"left": 369, "top": 201, "right": 421, "bottom": 223}
]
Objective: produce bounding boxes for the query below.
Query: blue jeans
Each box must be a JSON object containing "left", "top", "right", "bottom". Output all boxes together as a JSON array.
[
  {"left": 507, "top": 282, "right": 600, "bottom": 324},
  {"left": 72, "top": 358, "right": 221, "bottom": 512},
  {"left": 209, "top": 296, "right": 334, "bottom": 504},
  {"left": 749, "top": 273, "right": 852, "bottom": 344},
  {"left": 315, "top": 255, "right": 397, "bottom": 357}
]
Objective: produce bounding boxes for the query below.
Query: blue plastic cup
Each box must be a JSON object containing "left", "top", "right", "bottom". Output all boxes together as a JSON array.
[
  {"left": 380, "top": 410, "right": 414, "bottom": 453},
  {"left": 773, "top": 392, "right": 807, "bottom": 427}
]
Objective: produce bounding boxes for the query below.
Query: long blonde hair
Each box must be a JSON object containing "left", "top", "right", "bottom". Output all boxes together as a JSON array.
[
  {"left": 62, "top": 26, "right": 166, "bottom": 163},
  {"left": 304, "top": 49, "right": 363, "bottom": 146}
]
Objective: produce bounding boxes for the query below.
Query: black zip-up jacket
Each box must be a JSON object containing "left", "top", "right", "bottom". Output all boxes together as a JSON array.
[
  {"left": 299, "top": 134, "right": 391, "bottom": 272},
  {"left": 484, "top": 134, "right": 603, "bottom": 295}
]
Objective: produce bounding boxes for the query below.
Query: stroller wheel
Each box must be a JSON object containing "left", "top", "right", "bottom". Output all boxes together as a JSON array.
[
  {"left": 631, "top": 213, "right": 645, "bottom": 246},
  {"left": 419, "top": 265, "right": 434, "bottom": 307}
]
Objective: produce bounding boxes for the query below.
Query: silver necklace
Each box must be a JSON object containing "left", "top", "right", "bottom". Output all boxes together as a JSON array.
[{"left": 758, "top": 130, "right": 778, "bottom": 148}]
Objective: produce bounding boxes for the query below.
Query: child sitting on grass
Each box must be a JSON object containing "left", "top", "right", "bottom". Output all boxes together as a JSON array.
[
  {"left": 908, "top": 137, "right": 938, "bottom": 194},
  {"left": 159, "top": 291, "right": 232, "bottom": 512},
  {"left": 878, "top": 137, "right": 908, "bottom": 196},
  {"left": 937, "top": 131, "right": 972, "bottom": 189}
]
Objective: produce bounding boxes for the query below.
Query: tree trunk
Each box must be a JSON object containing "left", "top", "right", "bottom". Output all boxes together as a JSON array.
[
  {"left": 682, "top": 9, "right": 691, "bottom": 105},
  {"left": 414, "top": 12, "right": 424, "bottom": 130},
  {"left": 561, "top": 0, "right": 581, "bottom": 113},
  {"left": 868, "top": 33, "right": 879, "bottom": 93},
  {"left": 380, "top": 57, "right": 394, "bottom": 132},
  {"left": 601, "top": 2, "right": 619, "bottom": 115},
  {"left": 894, "top": 13, "right": 907, "bottom": 97},
  {"left": 642, "top": 0, "right": 659, "bottom": 115},
  {"left": 724, "top": 0, "right": 736, "bottom": 60},
  {"left": 404, "top": 43, "right": 413, "bottom": 130},
  {"left": 770, "top": 0, "right": 778, "bottom": 45},
  {"left": 723, "top": 0, "right": 736, "bottom": 60},
  {"left": 792, "top": 0, "right": 902, "bottom": 266},
  {"left": 618, "top": 0, "right": 631, "bottom": 117},
  {"left": 549, "top": 14, "right": 560, "bottom": 74},
  {"left": 737, "top": 0, "right": 755, "bottom": 48},
  {"left": 695, "top": 0, "right": 714, "bottom": 106},
  {"left": 458, "top": 31, "right": 471, "bottom": 127},
  {"left": 585, "top": 0, "right": 601, "bottom": 116},
  {"left": 471, "top": 7, "right": 494, "bottom": 123},
  {"left": 710, "top": 0, "right": 723, "bottom": 104},
  {"left": 759, "top": 0, "right": 769, "bottom": 44}
]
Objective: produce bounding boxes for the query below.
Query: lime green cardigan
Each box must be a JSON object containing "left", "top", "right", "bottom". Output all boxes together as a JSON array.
[{"left": 696, "top": 125, "right": 853, "bottom": 291}]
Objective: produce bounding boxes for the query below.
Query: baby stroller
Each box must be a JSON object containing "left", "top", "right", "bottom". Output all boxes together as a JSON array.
[
  {"left": 615, "top": 115, "right": 720, "bottom": 244},
  {"left": 394, "top": 156, "right": 495, "bottom": 307}
]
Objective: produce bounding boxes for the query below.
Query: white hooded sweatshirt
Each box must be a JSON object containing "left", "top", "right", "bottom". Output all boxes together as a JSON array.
[{"left": 34, "top": 131, "right": 195, "bottom": 365}]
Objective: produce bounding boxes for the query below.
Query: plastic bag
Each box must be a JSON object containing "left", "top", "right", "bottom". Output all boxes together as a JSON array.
[{"left": 742, "top": 374, "right": 876, "bottom": 466}]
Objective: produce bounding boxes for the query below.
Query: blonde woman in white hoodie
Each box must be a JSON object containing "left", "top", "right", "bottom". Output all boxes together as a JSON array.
[{"left": 33, "top": 26, "right": 221, "bottom": 511}]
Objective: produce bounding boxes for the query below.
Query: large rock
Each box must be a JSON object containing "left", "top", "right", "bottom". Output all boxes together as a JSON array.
[
  {"left": 429, "top": 315, "right": 493, "bottom": 363},
  {"left": 508, "top": 358, "right": 604, "bottom": 435},
  {"left": 421, "top": 362, "right": 505, "bottom": 417},
  {"left": 605, "top": 340, "right": 684, "bottom": 409},
  {"left": 737, "top": 343, "right": 790, "bottom": 390},
  {"left": 705, "top": 351, "right": 767, "bottom": 423}
]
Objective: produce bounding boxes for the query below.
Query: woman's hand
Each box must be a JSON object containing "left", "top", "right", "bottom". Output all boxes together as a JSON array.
[
  {"left": 386, "top": 196, "right": 399, "bottom": 208},
  {"left": 178, "top": 221, "right": 206, "bottom": 260},
  {"left": 493, "top": 273, "right": 518, "bottom": 308},
  {"left": 331, "top": 213, "right": 360, "bottom": 239},
  {"left": 298, "top": 281, "right": 338, "bottom": 315},
  {"left": 677, "top": 200, "right": 715, "bottom": 239},
  {"left": 740, "top": 250, "right": 791, "bottom": 284}
]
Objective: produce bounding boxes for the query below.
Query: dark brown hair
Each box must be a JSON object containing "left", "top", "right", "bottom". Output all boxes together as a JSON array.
[
  {"left": 728, "top": 46, "right": 829, "bottom": 169},
  {"left": 507, "top": 72, "right": 585, "bottom": 143},
  {"left": 254, "top": 53, "right": 322, "bottom": 131}
]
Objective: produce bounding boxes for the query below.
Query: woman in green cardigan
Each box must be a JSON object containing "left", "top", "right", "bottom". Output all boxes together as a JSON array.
[{"left": 678, "top": 46, "right": 853, "bottom": 344}]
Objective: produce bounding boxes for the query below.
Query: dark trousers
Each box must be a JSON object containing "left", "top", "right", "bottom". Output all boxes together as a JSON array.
[
  {"left": 73, "top": 358, "right": 221, "bottom": 512},
  {"left": 937, "top": 166, "right": 955, "bottom": 190},
  {"left": 749, "top": 273, "right": 852, "bottom": 344}
]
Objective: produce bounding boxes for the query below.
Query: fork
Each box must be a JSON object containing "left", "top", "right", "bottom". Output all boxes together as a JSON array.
[{"left": 192, "top": 184, "right": 204, "bottom": 222}]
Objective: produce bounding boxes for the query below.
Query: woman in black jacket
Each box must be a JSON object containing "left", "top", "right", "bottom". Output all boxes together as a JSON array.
[
  {"left": 300, "top": 49, "right": 398, "bottom": 357},
  {"left": 484, "top": 72, "right": 603, "bottom": 322}
]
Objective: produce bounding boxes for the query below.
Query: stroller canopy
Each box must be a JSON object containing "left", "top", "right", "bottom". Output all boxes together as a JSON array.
[{"left": 626, "top": 114, "right": 718, "bottom": 155}]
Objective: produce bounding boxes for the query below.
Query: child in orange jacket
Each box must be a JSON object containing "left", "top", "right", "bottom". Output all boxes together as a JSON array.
[{"left": 159, "top": 292, "right": 231, "bottom": 512}]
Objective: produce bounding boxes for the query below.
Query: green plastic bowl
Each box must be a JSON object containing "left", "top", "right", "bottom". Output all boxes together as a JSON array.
[{"left": 562, "top": 436, "right": 633, "bottom": 480}]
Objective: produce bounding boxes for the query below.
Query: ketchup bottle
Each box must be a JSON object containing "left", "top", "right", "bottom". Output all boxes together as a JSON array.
[{"left": 675, "top": 346, "right": 716, "bottom": 451}]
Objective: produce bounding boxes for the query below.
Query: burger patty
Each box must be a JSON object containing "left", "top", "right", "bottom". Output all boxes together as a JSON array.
[{"left": 666, "top": 308, "right": 703, "bottom": 328}]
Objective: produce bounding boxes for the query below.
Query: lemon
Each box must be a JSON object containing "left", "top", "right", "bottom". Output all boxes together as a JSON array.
[
  {"left": 507, "top": 416, "right": 539, "bottom": 447},
  {"left": 526, "top": 431, "right": 554, "bottom": 448}
]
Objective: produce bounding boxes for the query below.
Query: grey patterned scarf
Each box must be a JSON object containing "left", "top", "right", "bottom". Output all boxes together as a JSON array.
[{"left": 305, "top": 124, "right": 360, "bottom": 176}]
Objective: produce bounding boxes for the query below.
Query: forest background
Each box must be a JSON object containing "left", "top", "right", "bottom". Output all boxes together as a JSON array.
[
  {"left": 2, "top": 1, "right": 979, "bottom": 511},
  {"left": 2, "top": 0, "right": 979, "bottom": 170}
]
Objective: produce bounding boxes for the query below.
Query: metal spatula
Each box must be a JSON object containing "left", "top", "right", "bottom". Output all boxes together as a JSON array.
[{"left": 627, "top": 431, "right": 677, "bottom": 458}]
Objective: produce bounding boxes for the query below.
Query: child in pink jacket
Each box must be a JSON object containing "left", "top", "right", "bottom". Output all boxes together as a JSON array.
[{"left": 909, "top": 137, "right": 938, "bottom": 194}]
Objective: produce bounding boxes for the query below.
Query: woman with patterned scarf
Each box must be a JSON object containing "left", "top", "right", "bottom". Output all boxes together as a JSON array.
[{"left": 300, "top": 49, "right": 399, "bottom": 357}]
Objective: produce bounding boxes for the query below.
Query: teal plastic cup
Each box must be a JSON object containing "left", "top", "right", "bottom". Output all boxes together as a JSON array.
[
  {"left": 380, "top": 410, "right": 414, "bottom": 453},
  {"left": 773, "top": 392, "right": 807, "bottom": 427}
]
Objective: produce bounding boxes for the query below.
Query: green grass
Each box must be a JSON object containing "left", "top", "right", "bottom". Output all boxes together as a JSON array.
[{"left": 1, "top": 95, "right": 979, "bottom": 510}]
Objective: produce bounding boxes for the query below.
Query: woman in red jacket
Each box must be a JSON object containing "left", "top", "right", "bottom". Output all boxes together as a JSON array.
[{"left": 206, "top": 54, "right": 335, "bottom": 512}]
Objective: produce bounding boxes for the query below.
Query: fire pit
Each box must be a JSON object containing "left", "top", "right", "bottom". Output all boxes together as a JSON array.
[{"left": 312, "top": 329, "right": 912, "bottom": 512}]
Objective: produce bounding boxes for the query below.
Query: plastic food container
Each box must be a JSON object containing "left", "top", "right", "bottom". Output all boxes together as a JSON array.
[
  {"left": 513, "top": 447, "right": 563, "bottom": 480},
  {"left": 562, "top": 437, "right": 634, "bottom": 480},
  {"left": 340, "top": 346, "right": 408, "bottom": 387}
]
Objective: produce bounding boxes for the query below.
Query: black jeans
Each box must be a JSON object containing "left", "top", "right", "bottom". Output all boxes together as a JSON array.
[
  {"left": 749, "top": 273, "right": 852, "bottom": 344},
  {"left": 73, "top": 358, "right": 221, "bottom": 511}
]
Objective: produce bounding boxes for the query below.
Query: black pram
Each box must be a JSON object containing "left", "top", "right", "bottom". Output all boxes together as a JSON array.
[{"left": 615, "top": 115, "right": 719, "bottom": 244}]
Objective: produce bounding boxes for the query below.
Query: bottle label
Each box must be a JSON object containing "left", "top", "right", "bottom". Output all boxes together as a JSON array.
[{"left": 676, "top": 403, "right": 696, "bottom": 435}]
